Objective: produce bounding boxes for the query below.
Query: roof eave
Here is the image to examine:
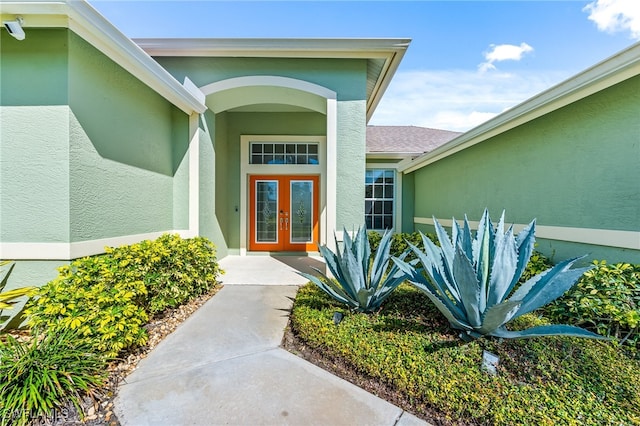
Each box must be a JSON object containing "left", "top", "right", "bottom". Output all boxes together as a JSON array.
[
  {"left": 135, "top": 37, "right": 411, "bottom": 122},
  {"left": 400, "top": 41, "right": 640, "bottom": 174},
  {"left": 1, "top": 0, "right": 207, "bottom": 115}
]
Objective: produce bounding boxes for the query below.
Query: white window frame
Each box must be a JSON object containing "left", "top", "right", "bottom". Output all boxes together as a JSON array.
[{"left": 364, "top": 164, "right": 402, "bottom": 232}]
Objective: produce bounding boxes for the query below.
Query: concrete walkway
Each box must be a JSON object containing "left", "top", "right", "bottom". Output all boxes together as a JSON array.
[{"left": 114, "top": 255, "right": 428, "bottom": 426}]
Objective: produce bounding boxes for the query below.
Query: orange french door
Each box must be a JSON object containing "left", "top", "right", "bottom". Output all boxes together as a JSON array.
[{"left": 249, "top": 175, "right": 319, "bottom": 252}]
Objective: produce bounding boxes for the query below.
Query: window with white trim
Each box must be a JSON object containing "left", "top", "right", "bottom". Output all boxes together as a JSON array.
[
  {"left": 365, "top": 169, "right": 394, "bottom": 230},
  {"left": 250, "top": 142, "right": 319, "bottom": 165}
]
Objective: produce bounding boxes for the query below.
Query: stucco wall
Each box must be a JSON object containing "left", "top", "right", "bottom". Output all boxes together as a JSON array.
[
  {"left": 155, "top": 57, "right": 367, "bottom": 102},
  {"left": 410, "top": 75, "right": 640, "bottom": 263},
  {"left": 336, "top": 101, "right": 366, "bottom": 230},
  {"left": 1, "top": 30, "right": 70, "bottom": 243},
  {"left": 68, "top": 32, "right": 188, "bottom": 241},
  {"left": 198, "top": 110, "right": 228, "bottom": 257}
]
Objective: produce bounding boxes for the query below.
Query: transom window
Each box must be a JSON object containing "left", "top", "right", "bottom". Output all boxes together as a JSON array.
[
  {"left": 250, "top": 142, "right": 319, "bottom": 165},
  {"left": 365, "top": 169, "right": 394, "bottom": 230}
]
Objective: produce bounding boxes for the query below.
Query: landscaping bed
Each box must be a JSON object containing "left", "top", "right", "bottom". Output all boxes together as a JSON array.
[
  {"left": 0, "top": 235, "right": 223, "bottom": 426},
  {"left": 286, "top": 283, "right": 640, "bottom": 425}
]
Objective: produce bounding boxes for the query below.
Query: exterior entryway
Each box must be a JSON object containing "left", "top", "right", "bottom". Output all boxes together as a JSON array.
[{"left": 249, "top": 175, "right": 319, "bottom": 252}]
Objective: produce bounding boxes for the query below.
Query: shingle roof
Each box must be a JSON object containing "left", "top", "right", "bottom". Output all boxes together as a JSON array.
[{"left": 366, "top": 125, "right": 462, "bottom": 155}]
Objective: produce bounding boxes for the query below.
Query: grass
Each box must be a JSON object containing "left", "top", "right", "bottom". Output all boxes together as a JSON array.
[{"left": 289, "top": 282, "right": 640, "bottom": 425}]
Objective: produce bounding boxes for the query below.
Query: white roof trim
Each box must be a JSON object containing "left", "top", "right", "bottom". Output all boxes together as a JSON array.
[
  {"left": 401, "top": 42, "right": 640, "bottom": 174},
  {"left": 1, "top": 0, "right": 207, "bottom": 115},
  {"left": 134, "top": 38, "right": 411, "bottom": 58}
]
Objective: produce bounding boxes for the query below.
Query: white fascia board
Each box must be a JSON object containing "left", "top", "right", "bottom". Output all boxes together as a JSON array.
[
  {"left": 134, "top": 38, "right": 412, "bottom": 58},
  {"left": 401, "top": 41, "right": 640, "bottom": 174},
  {"left": 1, "top": 0, "right": 206, "bottom": 115}
]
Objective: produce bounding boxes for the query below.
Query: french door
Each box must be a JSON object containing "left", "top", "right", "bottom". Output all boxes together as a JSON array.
[{"left": 249, "top": 175, "right": 319, "bottom": 252}]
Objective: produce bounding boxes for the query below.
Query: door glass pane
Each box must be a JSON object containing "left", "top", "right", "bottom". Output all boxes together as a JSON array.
[
  {"left": 290, "top": 181, "right": 313, "bottom": 243},
  {"left": 256, "top": 181, "right": 278, "bottom": 243}
]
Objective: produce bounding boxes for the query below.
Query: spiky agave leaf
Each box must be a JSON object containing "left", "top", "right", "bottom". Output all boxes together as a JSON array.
[
  {"left": 452, "top": 247, "right": 481, "bottom": 328},
  {"left": 511, "top": 255, "right": 593, "bottom": 317},
  {"left": 298, "top": 227, "right": 407, "bottom": 313},
  {"left": 298, "top": 267, "right": 357, "bottom": 309},
  {"left": 400, "top": 210, "right": 603, "bottom": 341},
  {"left": 491, "top": 324, "right": 607, "bottom": 340},
  {"left": 393, "top": 242, "right": 467, "bottom": 324},
  {"left": 486, "top": 225, "right": 518, "bottom": 307}
]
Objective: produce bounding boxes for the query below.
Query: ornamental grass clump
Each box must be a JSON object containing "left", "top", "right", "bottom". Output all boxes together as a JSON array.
[
  {"left": 393, "top": 209, "right": 606, "bottom": 341},
  {"left": 299, "top": 227, "right": 408, "bottom": 313},
  {"left": 0, "top": 328, "right": 107, "bottom": 426}
]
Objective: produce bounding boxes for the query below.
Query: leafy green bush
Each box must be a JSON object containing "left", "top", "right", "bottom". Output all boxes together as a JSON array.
[
  {"left": 368, "top": 231, "right": 435, "bottom": 259},
  {"left": 394, "top": 210, "right": 602, "bottom": 340},
  {"left": 26, "top": 255, "right": 149, "bottom": 358},
  {"left": 300, "top": 227, "right": 407, "bottom": 312},
  {"left": 0, "top": 261, "right": 37, "bottom": 332},
  {"left": 0, "top": 329, "right": 107, "bottom": 426},
  {"left": 107, "top": 234, "right": 221, "bottom": 314},
  {"left": 26, "top": 234, "right": 222, "bottom": 358},
  {"left": 545, "top": 260, "right": 640, "bottom": 350},
  {"left": 290, "top": 283, "right": 640, "bottom": 425}
]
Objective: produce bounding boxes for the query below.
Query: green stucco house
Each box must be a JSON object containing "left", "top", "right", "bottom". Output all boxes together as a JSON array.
[{"left": 1, "top": 0, "right": 638, "bottom": 291}]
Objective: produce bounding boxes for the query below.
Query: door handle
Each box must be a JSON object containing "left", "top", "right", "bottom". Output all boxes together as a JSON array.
[
  {"left": 285, "top": 218, "right": 289, "bottom": 230},
  {"left": 279, "top": 217, "right": 284, "bottom": 230}
]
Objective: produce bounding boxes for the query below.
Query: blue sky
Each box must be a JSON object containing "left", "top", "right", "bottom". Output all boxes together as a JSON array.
[{"left": 90, "top": 0, "right": 639, "bottom": 131}]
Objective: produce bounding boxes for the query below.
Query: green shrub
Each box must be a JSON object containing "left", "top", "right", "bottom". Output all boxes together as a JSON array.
[
  {"left": 368, "top": 231, "right": 435, "bottom": 260},
  {"left": 26, "top": 234, "right": 222, "bottom": 358},
  {"left": 107, "top": 234, "right": 221, "bottom": 314},
  {"left": 26, "top": 255, "right": 149, "bottom": 359},
  {"left": 545, "top": 260, "right": 640, "bottom": 350},
  {"left": 0, "top": 329, "right": 107, "bottom": 426},
  {"left": 290, "top": 283, "right": 640, "bottom": 425}
]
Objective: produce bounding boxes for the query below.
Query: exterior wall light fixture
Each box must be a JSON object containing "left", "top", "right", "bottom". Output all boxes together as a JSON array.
[{"left": 3, "top": 16, "right": 25, "bottom": 41}]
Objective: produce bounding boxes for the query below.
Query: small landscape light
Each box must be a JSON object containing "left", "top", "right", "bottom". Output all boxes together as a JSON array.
[
  {"left": 481, "top": 350, "right": 499, "bottom": 375},
  {"left": 332, "top": 311, "right": 343, "bottom": 325}
]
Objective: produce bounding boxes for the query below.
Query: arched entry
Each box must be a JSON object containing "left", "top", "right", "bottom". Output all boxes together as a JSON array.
[{"left": 200, "top": 76, "right": 338, "bottom": 254}]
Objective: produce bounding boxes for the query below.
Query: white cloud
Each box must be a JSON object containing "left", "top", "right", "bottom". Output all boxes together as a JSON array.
[
  {"left": 370, "top": 69, "right": 569, "bottom": 132},
  {"left": 584, "top": 0, "right": 640, "bottom": 40},
  {"left": 478, "top": 43, "right": 534, "bottom": 72}
]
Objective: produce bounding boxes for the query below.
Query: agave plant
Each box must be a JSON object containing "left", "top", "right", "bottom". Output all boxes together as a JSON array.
[
  {"left": 299, "top": 227, "right": 408, "bottom": 313},
  {"left": 393, "top": 210, "right": 606, "bottom": 341}
]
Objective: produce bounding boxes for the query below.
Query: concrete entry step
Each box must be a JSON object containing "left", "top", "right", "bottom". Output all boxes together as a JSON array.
[{"left": 218, "top": 255, "right": 325, "bottom": 286}]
